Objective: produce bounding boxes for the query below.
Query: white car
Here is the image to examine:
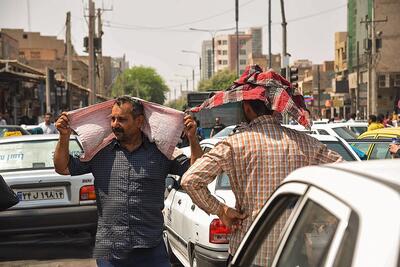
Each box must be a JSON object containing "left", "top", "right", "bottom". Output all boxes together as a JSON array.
[
  {"left": 0, "top": 134, "right": 97, "bottom": 240},
  {"left": 164, "top": 134, "right": 360, "bottom": 267},
  {"left": 164, "top": 140, "right": 235, "bottom": 267},
  {"left": 230, "top": 159, "right": 400, "bottom": 267},
  {"left": 288, "top": 122, "right": 368, "bottom": 140}
]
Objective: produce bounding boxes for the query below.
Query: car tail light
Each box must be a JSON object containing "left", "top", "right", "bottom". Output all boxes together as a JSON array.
[
  {"left": 209, "top": 218, "right": 230, "bottom": 244},
  {"left": 80, "top": 185, "right": 96, "bottom": 201}
]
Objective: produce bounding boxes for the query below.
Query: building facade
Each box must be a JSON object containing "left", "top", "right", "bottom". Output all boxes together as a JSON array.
[
  {"left": 347, "top": 0, "right": 400, "bottom": 116},
  {"left": 201, "top": 28, "right": 264, "bottom": 78}
]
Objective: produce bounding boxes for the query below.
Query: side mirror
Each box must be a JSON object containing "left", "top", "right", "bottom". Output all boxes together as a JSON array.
[{"left": 165, "top": 175, "right": 179, "bottom": 192}]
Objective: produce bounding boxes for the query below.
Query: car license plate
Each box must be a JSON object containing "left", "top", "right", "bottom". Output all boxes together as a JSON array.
[{"left": 16, "top": 188, "right": 65, "bottom": 201}]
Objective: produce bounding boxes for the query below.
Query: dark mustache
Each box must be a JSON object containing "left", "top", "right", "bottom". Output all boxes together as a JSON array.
[{"left": 112, "top": 127, "right": 124, "bottom": 133}]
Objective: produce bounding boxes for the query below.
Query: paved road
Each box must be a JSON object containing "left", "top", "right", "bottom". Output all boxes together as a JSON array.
[
  {"left": 0, "top": 232, "right": 183, "bottom": 267},
  {"left": 0, "top": 231, "right": 95, "bottom": 267}
]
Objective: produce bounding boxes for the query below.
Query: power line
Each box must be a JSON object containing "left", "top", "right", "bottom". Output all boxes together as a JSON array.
[
  {"left": 266, "top": 3, "right": 346, "bottom": 27},
  {"left": 103, "top": 0, "right": 258, "bottom": 31},
  {"left": 103, "top": 3, "right": 346, "bottom": 34}
]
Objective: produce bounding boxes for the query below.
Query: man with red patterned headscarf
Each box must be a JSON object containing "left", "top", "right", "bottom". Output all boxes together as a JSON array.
[{"left": 181, "top": 65, "right": 342, "bottom": 266}]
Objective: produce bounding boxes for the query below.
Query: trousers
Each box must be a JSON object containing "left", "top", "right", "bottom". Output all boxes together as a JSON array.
[{"left": 96, "top": 240, "right": 170, "bottom": 267}]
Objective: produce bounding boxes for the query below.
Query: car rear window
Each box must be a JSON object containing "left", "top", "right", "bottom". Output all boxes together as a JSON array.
[
  {"left": 0, "top": 139, "right": 83, "bottom": 172},
  {"left": 332, "top": 127, "right": 357, "bottom": 140},
  {"left": 322, "top": 141, "right": 356, "bottom": 161}
]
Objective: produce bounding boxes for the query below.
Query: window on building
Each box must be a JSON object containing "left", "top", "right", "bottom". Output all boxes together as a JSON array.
[
  {"left": 240, "top": 49, "right": 246, "bottom": 55},
  {"left": 378, "top": 75, "right": 387, "bottom": 88},
  {"left": 240, "top": 39, "right": 246, "bottom": 45},
  {"left": 19, "top": 51, "right": 25, "bottom": 58},
  {"left": 30, "top": 51, "right": 41, "bottom": 59},
  {"left": 222, "top": 40, "right": 228, "bottom": 45},
  {"left": 217, "top": 50, "right": 222, "bottom": 55},
  {"left": 217, "top": 40, "right": 222, "bottom": 45},
  {"left": 23, "top": 34, "right": 28, "bottom": 39},
  {"left": 222, "top": 50, "right": 228, "bottom": 55},
  {"left": 222, "top": 60, "right": 228, "bottom": 65},
  {"left": 394, "top": 74, "right": 400, "bottom": 87},
  {"left": 218, "top": 60, "right": 223, "bottom": 65},
  {"left": 240, "top": 59, "right": 246, "bottom": 65}
]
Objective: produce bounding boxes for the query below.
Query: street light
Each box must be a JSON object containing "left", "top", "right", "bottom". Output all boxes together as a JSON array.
[
  {"left": 178, "top": 64, "right": 196, "bottom": 91},
  {"left": 189, "top": 27, "right": 235, "bottom": 77},
  {"left": 174, "top": 74, "right": 189, "bottom": 92},
  {"left": 182, "top": 50, "right": 201, "bottom": 80}
]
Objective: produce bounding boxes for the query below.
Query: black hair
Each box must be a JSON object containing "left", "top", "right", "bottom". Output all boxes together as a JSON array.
[
  {"left": 45, "top": 112, "right": 53, "bottom": 117},
  {"left": 115, "top": 95, "right": 144, "bottom": 118},
  {"left": 377, "top": 113, "right": 384, "bottom": 123},
  {"left": 243, "top": 100, "right": 273, "bottom": 116},
  {"left": 369, "top": 114, "right": 377, "bottom": 122}
]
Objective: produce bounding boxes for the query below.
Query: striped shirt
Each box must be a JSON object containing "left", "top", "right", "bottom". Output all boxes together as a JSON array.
[{"left": 181, "top": 115, "right": 342, "bottom": 257}]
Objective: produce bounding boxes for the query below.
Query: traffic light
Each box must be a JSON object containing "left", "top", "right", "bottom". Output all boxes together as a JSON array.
[{"left": 289, "top": 67, "right": 299, "bottom": 88}]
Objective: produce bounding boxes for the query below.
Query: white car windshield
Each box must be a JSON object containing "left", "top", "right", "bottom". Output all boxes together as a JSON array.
[
  {"left": 0, "top": 139, "right": 83, "bottom": 172},
  {"left": 213, "top": 126, "right": 235, "bottom": 138},
  {"left": 332, "top": 127, "right": 357, "bottom": 140}
]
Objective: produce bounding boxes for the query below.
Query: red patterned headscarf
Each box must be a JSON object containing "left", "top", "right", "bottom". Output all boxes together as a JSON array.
[{"left": 190, "top": 65, "right": 310, "bottom": 129}]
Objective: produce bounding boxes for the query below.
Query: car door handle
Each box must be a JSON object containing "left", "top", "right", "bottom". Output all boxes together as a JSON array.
[
  {"left": 178, "top": 199, "right": 182, "bottom": 205},
  {"left": 191, "top": 204, "right": 195, "bottom": 211}
]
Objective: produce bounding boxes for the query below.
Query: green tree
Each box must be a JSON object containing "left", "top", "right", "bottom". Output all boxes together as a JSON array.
[
  {"left": 111, "top": 66, "right": 168, "bottom": 104},
  {"left": 198, "top": 69, "right": 237, "bottom": 91},
  {"left": 166, "top": 95, "right": 187, "bottom": 111}
]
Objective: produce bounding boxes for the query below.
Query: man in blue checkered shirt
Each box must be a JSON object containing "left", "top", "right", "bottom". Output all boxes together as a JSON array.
[{"left": 54, "top": 96, "right": 202, "bottom": 267}]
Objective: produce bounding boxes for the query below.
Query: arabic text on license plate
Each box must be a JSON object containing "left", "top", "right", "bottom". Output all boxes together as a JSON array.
[{"left": 16, "top": 189, "right": 65, "bottom": 201}]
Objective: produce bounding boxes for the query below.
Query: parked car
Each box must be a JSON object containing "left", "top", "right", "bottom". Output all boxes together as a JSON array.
[
  {"left": 164, "top": 134, "right": 359, "bottom": 267},
  {"left": 0, "top": 134, "right": 97, "bottom": 240},
  {"left": 214, "top": 123, "right": 365, "bottom": 141},
  {"left": 229, "top": 159, "right": 400, "bottom": 267},
  {"left": 164, "top": 140, "right": 234, "bottom": 267},
  {"left": 349, "top": 138, "right": 393, "bottom": 160},
  {"left": 358, "top": 127, "right": 400, "bottom": 139},
  {"left": 344, "top": 122, "right": 368, "bottom": 136},
  {"left": 0, "top": 125, "right": 30, "bottom": 137},
  {"left": 20, "top": 124, "right": 43, "bottom": 134}
]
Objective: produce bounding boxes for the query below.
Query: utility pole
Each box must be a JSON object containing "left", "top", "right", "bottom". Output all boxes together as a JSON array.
[
  {"left": 280, "top": 0, "right": 288, "bottom": 77},
  {"left": 88, "top": 0, "right": 96, "bottom": 105},
  {"left": 371, "top": 2, "right": 377, "bottom": 116},
  {"left": 317, "top": 65, "right": 321, "bottom": 117},
  {"left": 192, "top": 68, "right": 195, "bottom": 91},
  {"left": 97, "top": 8, "right": 104, "bottom": 97},
  {"left": 235, "top": 0, "right": 239, "bottom": 76},
  {"left": 268, "top": 0, "right": 272, "bottom": 69},
  {"left": 66, "top": 12, "right": 73, "bottom": 110},
  {"left": 356, "top": 41, "right": 360, "bottom": 118},
  {"left": 361, "top": 1, "right": 387, "bottom": 116}
]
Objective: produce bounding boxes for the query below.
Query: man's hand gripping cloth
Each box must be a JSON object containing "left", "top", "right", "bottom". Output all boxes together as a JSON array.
[
  {"left": 67, "top": 98, "right": 185, "bottom": 161},
  {"left": 190, "top": 65, "right": 311, "bottom": 129}
]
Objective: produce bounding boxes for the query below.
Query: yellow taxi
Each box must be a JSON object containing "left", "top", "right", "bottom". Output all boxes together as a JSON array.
[
  {"left": 358, "top": 127, "right": 400, "bottom": 139},
  {"left": 353, "top": 127, "right": 400, "bottom": 160},
  {"left": 0, "top": 126, "right": 30, "bottom": 138}
]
